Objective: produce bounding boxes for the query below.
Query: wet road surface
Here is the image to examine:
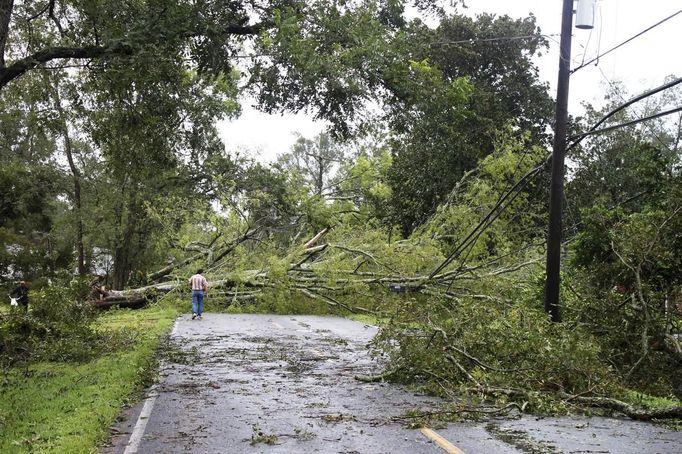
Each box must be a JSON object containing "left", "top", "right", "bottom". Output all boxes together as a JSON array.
[
  {"left": 103, "top": 314, "right": 682, "bottom": 454},
  {"left": 108, "top": 314, "right": 444, "bottom": 453}
]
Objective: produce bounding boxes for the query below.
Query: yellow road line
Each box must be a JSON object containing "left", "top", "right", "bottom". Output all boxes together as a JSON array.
[{"left": 420, "top": 427, "right": 466, "bottom": 454}]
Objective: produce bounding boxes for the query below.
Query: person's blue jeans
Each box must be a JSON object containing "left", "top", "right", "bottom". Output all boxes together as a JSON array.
[{"left": 191, "top": 290, "right": 204, "bottom": 316}]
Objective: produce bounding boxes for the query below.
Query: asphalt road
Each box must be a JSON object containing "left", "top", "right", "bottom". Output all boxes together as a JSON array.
[{"left": 103, "top": 314, "right": 682, "bottom": 454}]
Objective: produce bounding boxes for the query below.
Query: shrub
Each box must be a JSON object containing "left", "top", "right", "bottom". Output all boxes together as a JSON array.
[{"left": 1, "top": 278, "right": 100, "bottom": 369}]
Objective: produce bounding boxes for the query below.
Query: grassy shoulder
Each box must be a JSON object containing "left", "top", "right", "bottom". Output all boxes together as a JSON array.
[{"left": 0, "top": 304, "right": 178, "bottom": 453}]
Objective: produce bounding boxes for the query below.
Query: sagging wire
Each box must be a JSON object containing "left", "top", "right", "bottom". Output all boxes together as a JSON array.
[
  {"left": 571, "top": 8, "right": 682, "bottom": 74},
  {"left": 569, "top": 105, "right": 682, "bottom": 143},
  {"left": 566, "top": 76, "right": 682, "bottom": 151},
  {"left": 594, "top": 66, "right": 674, "bottom": 155},
  {"left": 424, "top": 155, "right": 549, "bottom": 284},
  {"left": 431, "top": 33, "right": 560, "bottom": 46},
  {"left": 424, "top": 77, "right": 682, "bottom": 287}
]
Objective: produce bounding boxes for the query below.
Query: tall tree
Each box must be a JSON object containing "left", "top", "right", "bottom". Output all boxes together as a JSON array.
[
  {"left": 0, "top": 69, "right": 75, "bottom": 284},
  {"left": 48, "top": 79, "right": 86, "bottom": 275},
  {"left": 76, "top": 59, "right": 237, "bottom": 288},
  {"left": 2, "top": 0, "right": 472, "bottom": 285},
  {"left": 277, "top": 132, "right": 344, "bottom": 197},
  {"left": 384, "top": 13, "right": 553, "bottom": 235}
]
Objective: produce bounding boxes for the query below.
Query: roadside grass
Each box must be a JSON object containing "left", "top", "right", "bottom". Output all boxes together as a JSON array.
[
  {"left": 346, "top": 313, "right": 386, "bottom": 326},
  {"left": 619, "top": 390, "right": 681, "bottom": 408},
  {"left": 617, "top": 389, "right": 682, "bottom": 412},
  {"left": 0, "top": 304, "right": 178, "bottom": 453}
]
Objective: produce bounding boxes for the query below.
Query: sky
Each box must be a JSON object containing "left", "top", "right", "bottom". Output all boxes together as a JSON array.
[{"left": 218, "top": 0, "right": 682, "bottom": 162}]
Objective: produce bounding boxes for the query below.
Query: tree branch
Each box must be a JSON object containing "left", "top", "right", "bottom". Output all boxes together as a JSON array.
[
  {"left": 0, "top": 42, "right": 134, "bottom": 90},
  {"left": 47, "top": 0, "right": 65, "bottom": 37},
  {"left": 561, "top": 394, "right": 682, "bottom": 420},
  {"left": 0, "top": 18, "right": 268, "bottom": 90}
]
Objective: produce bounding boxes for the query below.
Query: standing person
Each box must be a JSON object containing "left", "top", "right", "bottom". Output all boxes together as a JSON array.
[
  {"left": 10, "top": 280, "right": 29, "bottom": 312},
  {"left": 189, "top": 269, "right": 208, "bottom": 320}
]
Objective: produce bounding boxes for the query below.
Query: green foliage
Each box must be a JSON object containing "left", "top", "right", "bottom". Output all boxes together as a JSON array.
[
  {"left": 417, "top": 131, "right": 547, "bottom": 260},
  {"left": 253, "top": 0, "right": 409, "bottom": 136},
  {"left": 333, "top": 148, "right": 394, "bottom": 224},
  {"left": 0, "top": 279, "right": 98, "bottom": 368},
  {"left": 568, "top": 135, "right": 676, "bottom": 212},
  {"left": 561, "top": 80, "right": 682, "bottom": 397},
  {"left": 570, "top": 197, "right": 682, "bottom": 395},
  {"left": 0, "top": 305, "right": 177, "bottom": 453},
  {"left": 0, "top": 157, "right": 72, "bottom": 284},
  {"left": 374, "top": 282, "right": 616, "bottom": 399},
  {"left": 2, "top": 0, "right": 681, "bottom": 418},
  {"left": 277, "top": 132, "right": 345, "bottom": 196},
  {"left": 385, "top": 13, "right": 553, "bottom": 235},
  {"left": 386, "top": 64, "right": 475, "bottom": 234}
]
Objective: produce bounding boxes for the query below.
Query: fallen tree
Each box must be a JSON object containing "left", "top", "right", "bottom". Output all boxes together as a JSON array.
[
  {"left": 147, "top": 227, "right": 261, "bottom": 282},
  {"left": 106, "top": 240, "right": 540, "bottom": 314},
  {"left": 90, "top": 294, "right": 147, "bottom": 309},
  {"left": 461, "top": 387, "right": 682, "bottom": 421},
  {"left": 88, "top": 146, "right": 682, "bottom": 414}
]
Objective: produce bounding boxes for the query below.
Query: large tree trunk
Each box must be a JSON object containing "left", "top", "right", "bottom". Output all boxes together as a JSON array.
[
  {"left": 0, "top": 0, "right": 13, "bottom": 67},
  {"left": 64, "top": 124, "right": 86, "bottom": 275},
  {"left": 52, "top": 83, "right": 86, "bottom": 275},
  {"left": 148, "top": 251, "right": 206, "bottom": 282},
  {"left": 315, "top": 154, "right": 324, "bottom": 196},
  {"left": 91, "top": 294, "right": 146, "bottom": 309},
  {"left": 112, "top": 199, "right": 139, "bottom": 289}
]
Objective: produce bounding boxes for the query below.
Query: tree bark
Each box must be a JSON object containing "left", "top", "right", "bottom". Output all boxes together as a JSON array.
[
  {"left": 91, "top": 294, "right": 146, "bottom": 309},
  {"left": 0, "top": 0, "right": 13, "bottom": 67},
  {"left": 0, "top": 21, "right": 265, "bottom": 91},
  {"left": 303, "top": 227, "right": 330, "bottom": 249},
  {"left": 565, "top": 395, "right": 682, "bottom": 421},
  {"left": 63, "top": 120, "right": 86, "bottom": 275},
  {"left": 0, "top": 42, "right": 134, "bottom": 90},
  {"left": 112, "top": 199, "right": 139, "bottom": 289},
  {"left": 148, "top": 251, "right": 206, "bottom": 282},
  {"left": 51, "top": 82, "right": 86, "bottom": 275}
]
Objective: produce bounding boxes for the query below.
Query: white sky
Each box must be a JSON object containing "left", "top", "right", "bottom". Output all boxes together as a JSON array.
[{"left": 218, "top": 0, "right": 682, "bottom": 162}]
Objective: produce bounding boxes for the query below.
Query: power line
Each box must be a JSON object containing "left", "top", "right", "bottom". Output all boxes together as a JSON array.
[
  {"left": 432, "top": 33, "right": 560, "bottom": 46},
  {"left": 595, "top": 66, "right": 675, "bottom": 154},
  {"left": 569, "top": 105, "right": 682, "bottom": 141},
  {"left": 426, "top": 157, "right": 547, "bottom": 281},
  {"left": 566, "top": 75, "right": 682, "bottom": 151},
  {"left": 571, "top": 8, "right": 682, "bottom": 74},
  {"left": 426, "top": 77, "right": 682, "bottom": 283}
]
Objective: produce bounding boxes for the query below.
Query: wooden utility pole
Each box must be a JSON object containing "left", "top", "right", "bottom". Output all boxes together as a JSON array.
[{"left": 544, "top": 0, "right": 574, "bottom": 323}]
